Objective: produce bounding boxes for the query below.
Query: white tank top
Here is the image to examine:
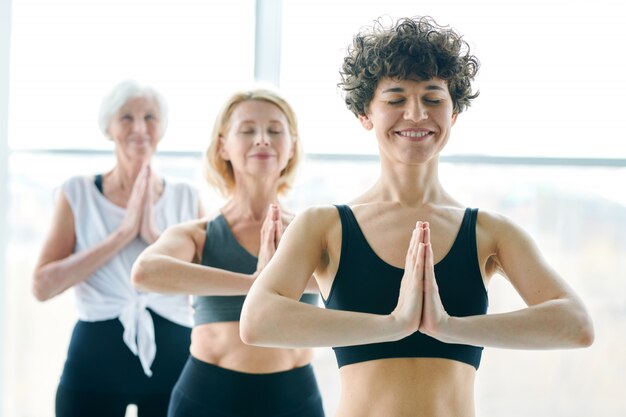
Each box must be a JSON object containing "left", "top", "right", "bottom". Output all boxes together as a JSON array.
[{"left": 61, "top": 175, "right": 199, "bottom": 376}]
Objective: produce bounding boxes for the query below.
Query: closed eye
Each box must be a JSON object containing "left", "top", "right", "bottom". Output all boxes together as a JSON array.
[{"left": 424, "top": 98, "right": 443, "bottom": 105}]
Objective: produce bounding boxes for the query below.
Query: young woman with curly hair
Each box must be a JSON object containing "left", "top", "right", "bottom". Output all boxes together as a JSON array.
[{"left": 240, "top": 16, "right": 594, "bottom": 417}]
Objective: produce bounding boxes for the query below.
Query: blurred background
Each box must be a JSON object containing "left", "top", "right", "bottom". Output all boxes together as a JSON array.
[{"left": 1, "top": 0, "right": 625, "bottom": 416}]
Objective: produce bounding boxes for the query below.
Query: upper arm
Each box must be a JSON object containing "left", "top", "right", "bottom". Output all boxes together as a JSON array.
[
  {"left": 140, "top": 220, "right": 205, "bottom": 264},
  {"left": 251, "top": 207, "right": 333, "bottom": 300},
  {"left": 486, "top": 212, "right": 577, "bottom": 306},
  {"left": 34, "top": 191, "right": 76, "bottom": 273}
]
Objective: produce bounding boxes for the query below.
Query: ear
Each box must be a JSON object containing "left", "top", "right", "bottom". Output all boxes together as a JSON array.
[
  {"left": 451, "top": 112, "right": 459, "bottom": 127},
  {"left": 218, "top": 135, "right": 230, "bottom": 161},
  {"left": 358, "top": 114, "right": 374, "bottom": 131}
]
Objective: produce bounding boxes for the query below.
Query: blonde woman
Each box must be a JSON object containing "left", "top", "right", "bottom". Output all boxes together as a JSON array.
[{"left": 132, "top": 88, "right": 324, "bottom": 417}]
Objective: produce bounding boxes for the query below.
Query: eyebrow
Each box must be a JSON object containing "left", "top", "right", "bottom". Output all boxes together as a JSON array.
[
  {"left": 381, "top": 85, "right": 446, "bottom": 94},
  {"left": 239, "top": 119, "right": 284, "bottom": 124}
]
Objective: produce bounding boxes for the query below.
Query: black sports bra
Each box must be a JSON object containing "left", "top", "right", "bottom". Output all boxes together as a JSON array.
[{"left": 323, "top": 205, "right": 488, "bottom": 369}]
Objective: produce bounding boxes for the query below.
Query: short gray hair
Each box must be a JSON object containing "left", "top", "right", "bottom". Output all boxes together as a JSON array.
[{"left": 98, "top": 80, "right": 169, "bottom": 138}]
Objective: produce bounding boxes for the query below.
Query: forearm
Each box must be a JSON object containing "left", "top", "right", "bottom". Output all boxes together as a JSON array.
[
  {"left": 33, "top": 230, "right": 132, "bottom": 301},
  {"left": 240, "top": 290, "right": 408, "bottom": 348},
  {"left": 436, "top": 298, "right": 594, "bottom": 349},
  {"left": 131, "top": 254, "right": 255, "bottom": 295}
]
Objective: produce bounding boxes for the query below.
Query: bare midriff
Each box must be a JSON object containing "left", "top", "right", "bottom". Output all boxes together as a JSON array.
[
  {"left": 335, "top": 357, "right": 476, "bottom": 417},
  {"left": 190, "top": 322, "right": 313, "bottom": 373}
]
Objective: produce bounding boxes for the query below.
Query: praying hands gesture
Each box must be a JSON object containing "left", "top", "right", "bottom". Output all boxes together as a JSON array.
[
  {"left": 392, "top": 221, "right": 450, "bottom": 340},
  {"left": 255, "top": 204, "right": 284, "bottom": 277},
  {"left": 119, "top": 164, "right": 161, "bottom": 245}
]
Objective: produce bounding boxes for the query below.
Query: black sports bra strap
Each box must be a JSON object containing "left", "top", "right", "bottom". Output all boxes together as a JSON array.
[
  {"left": 94, "top": 174, "right": 104, "bottom": 194},
  {"left": 334, "top": 204, "right": 367, "bottom": 246},
  {"left": 463, "top": 208, "right": 481, "bottom": 275},
  {"left": 466, "top": 208, "right": 479, "bottom": 248}
]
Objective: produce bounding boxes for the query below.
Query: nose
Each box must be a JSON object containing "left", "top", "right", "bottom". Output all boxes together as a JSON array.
[
  {"left": 254, "top": 131, "right": 270, "bottom": 146},
  {"left": 404, "top": 99, "right": 427, "bottom": 122},
  {"left": 132, "top": 119, "right": 147, "bottom": 134}
]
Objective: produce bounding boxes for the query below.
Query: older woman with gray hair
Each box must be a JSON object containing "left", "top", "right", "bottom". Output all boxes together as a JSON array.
[{"left": 32, "top": 80, "right": 203, "bottom": 417}]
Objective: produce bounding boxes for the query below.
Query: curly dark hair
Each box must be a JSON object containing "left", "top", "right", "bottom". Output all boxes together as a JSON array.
[{"left": 339, "top": 16, "right": 480, "bottom": 116}]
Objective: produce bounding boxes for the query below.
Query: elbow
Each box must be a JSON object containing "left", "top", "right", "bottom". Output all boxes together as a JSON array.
[
  {"left": 31, "top": 274, "right": 52, "bottom": 302},
  {"left": 130, "top": 257, "right": 153, "bottom": 291},
  {"left": 576, "top": 313, "right": 595, "bottom": 348},
  {"left": 239, "top": 321, "right": 257, "bottom": 346},
  {"left": 565, "top": 299, "right": 594, "bottom": 348},
  {"left": 239, "top": 299, "right": 265, "bottom": 346}
]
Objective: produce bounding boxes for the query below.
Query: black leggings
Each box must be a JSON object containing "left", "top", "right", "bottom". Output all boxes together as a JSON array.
[
  {"left": 56, "top": 385, "right": 170, "bottom": 417},
  {"left": 55, "top": 310, "right": 191, "bottom": 417},
  {"left": 168, "top": 356, "right": 326, "bottom": 417}
]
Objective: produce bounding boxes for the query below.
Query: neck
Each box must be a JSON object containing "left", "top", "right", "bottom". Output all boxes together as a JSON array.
[
  {"left": 108, "top": 159, "right": 158, "bottom": 192},
  {"left": 224, "top": 178, "right": 280, "bottom": 221},
  {"left": 370, "top": 157, "right": 447, "bottom": 206},
  {"left": 110, "top": 165, "right": 140, "bottom": 190}
]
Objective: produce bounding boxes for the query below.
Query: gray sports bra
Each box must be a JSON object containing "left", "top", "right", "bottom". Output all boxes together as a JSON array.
[{"left": 193, "top": 214, "right": 319, "bottom": 325}]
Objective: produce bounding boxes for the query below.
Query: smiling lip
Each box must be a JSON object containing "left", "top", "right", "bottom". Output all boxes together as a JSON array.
[
  {"left": 249, "top": 153, "right": 275, "bottom": 159},
  {"left": 129, "top": 136, "right": 151, "bottom": 143},
  {"left": 396, "top": 129, "right": 433, "bottom": 141}
]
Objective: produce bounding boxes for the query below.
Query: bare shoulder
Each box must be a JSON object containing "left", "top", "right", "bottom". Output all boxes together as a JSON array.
[
  {"left": 475, "top": 210, "right": 519, "bottom": 277},
  {"left": 164, "top": 217, "right": 209, "bottom": 245},
  {"left": 476, "top": 209, "right": 533, "bottom": 247},
  {"left": 280, "top": 206, "right": 342, "bottom": 255},
  {"left": 289, "top": 205, "right": 341, "bottom": 233},
  {"left": 476, "top": 209, "right": 546, "bottom": 277}
]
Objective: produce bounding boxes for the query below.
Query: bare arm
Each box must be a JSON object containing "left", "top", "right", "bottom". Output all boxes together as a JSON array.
[
  {"left": 419, "top": 212, "right": 594, "bottom": 349},
  {"left": 240, "top": 207, "right": 425, "bottom": 348},
  {"left": 131, "top": 220, "right": 256, "bottom": 295},
  {"left": 32, "top": 192, "right": 137, "bottom": 301}
]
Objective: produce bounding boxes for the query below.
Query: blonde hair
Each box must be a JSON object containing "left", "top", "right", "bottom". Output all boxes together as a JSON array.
[{"left": 203, "top": 88, "right": 302, "bottom": 197}]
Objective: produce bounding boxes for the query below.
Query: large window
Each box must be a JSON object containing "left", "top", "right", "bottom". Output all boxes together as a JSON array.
[{"left": 9, "top": 0, "right": 255, "bottom": 152}]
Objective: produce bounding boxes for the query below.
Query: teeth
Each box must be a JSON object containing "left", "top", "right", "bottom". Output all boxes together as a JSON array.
[{"left": 398, "top": 131, "right": 430, "bottom": 138}]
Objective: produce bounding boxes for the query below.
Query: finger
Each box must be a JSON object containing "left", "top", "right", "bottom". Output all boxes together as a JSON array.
[
  {"left": 423, "top": 243, "right": 437, "bottom": 292},
  {"left": 145, "top": 178, "right": 154, "bottom": 206},
  {"left": 131, "top": 168, "right": 149, "bottom": 200},
  {"left": 274, "top": 220, "right": 281, "bottom": 245},
  {"left": 421, "top": 222, "right": 430, "bottom": 244},
  {"left": 264, "top": 216, "right": 277, "bottom": 247},
  {"left": 415, "top": 222, "right": 424, "bottom": 251},
  {"left": 405, "top": 228, "right": 418, "bottom": 270},
  {"left": 271, "top": 204, "right": 280, "bottom": 221},
  {"left": 274, "top": 207, "right": 284, "bottom": 244},
  {"left": 260, "top": 219, "right": 272, "bottom": 243},
  {"left": 261, "top": 206, "right": 274, "bottom": 234},
  {"left": 128, "top": 176, "right": 147, "bottom": 210},
  {"left": 413, "top": 242, "right": 426, "bottom": 280}
]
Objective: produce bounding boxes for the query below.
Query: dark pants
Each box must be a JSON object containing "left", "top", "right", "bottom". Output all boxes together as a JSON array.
[
  {"left": 168, "top": 356, "right": 326, "bottom": 417},
  {"left": 56, "top": 309, "right": 191, "bottom": 417}
]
